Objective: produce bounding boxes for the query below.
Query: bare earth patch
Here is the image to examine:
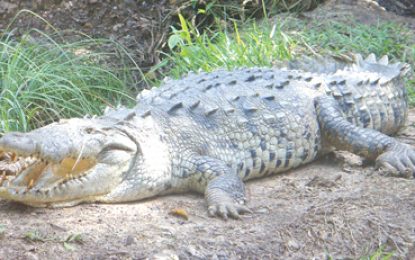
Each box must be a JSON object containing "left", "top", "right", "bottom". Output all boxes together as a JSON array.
[{"left": 1, "top": 0, "right": 415, "bottom": 259}]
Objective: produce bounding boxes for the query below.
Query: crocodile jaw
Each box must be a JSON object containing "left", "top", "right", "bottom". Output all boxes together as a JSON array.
[
  {"left": 0, "top": 159, "right": 132, "bottom": 207},
  {"left": 0, "top": 118, "right": 137, "bottom": 207}
]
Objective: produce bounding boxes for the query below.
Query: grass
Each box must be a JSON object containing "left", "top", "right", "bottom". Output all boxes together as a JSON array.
[
  {"left": 300, "top": 20, "right": 414, "bottom": 61},
  {"left": 361, "top": 246, "right": 395, "bottom": 260},
  {"left": 156, "top": 15, "right": 294, "bottom": 78},
  {"left": 0, "top": 30, "right": 137, "bottom": 134},
  {"left": 0, "top": 9, "right": 140, "bottom": 134},
  {"left": 157, "top": 15, "right": 415, "bottom": 103}
]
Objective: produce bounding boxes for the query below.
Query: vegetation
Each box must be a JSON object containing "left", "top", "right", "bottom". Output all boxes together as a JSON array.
[
  {"left": 178, "top": 0, "right": 324, "bottom": 28},
  {"left": 0, "top": 2, "right": 414, "bottom": 134},
  {"left": 24, "top": 230, "right": 84, "bottom": 251},
  {"left": 160, "top": 15, "right": 415, "bottom": 104},
  {"left": 0, "top": 9, "right": 141, "bottom": 134},
  {"left": 0, "top": 30, "right": 138, "bottom": 133},
  {"left": 360, "top": 246, "right": 395, "bottom": 260}
]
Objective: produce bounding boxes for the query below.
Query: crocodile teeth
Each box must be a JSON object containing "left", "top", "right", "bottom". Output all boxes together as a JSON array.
[
  {"left": 27, "top": 179, "right": 34, "bottom": 189},
  {"left": 0, "top": 172, "right": 6, "bottom": 186}
]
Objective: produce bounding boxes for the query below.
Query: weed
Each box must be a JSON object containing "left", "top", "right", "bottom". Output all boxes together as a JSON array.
[
  {"left": 63, "top": 233, "right": 84, "bottom": 251},
  {"left": 160, "top": 15, "right": 294, "bottom": 79},
  {"left": 24, "top": 230, "right": 47, "bottom": 242},
  {"left": 0, "top": 10, "right": 138, "bottom": 134},
  {"left": 360, "top": 245, "right": 395, "bottom": 260},
  {"left": 23, "top": 229, "right": 83, "bottom": 251}
]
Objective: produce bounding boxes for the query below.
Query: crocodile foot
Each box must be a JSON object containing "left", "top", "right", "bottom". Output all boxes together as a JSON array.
[
  {"left": 376, "top": 142, "right": 415, "bottom": 178},
  {"left": 206, "top": 188, "right": 252, "bottom": 220}
]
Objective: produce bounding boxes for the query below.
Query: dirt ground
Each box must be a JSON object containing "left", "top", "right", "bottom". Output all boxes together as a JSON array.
[
  {"left": 2, "top": 115, "right": 415, "bottom": 259},
  {"left": 1, "top": 0, "right": 415, "bottom": 259}
]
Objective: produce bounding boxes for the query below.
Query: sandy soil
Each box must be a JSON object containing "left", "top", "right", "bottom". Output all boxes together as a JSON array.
[{"left": 0, "top": 0, "right": 415, "bottom": 259}]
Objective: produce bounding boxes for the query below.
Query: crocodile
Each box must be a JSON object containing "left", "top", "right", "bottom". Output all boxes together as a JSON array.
[{"left": 0, "top": 53, "right": 413, "bottom": 219}]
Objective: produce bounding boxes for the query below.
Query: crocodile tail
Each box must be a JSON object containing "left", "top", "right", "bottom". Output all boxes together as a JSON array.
[{"left": 326, "top": 53, "right": 410, "bottom": 135}]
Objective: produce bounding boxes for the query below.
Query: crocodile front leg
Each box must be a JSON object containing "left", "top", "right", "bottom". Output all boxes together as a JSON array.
[
  {"left": 188, "top": 156, "right": 251, "bottom": 219},
  {"left": 315, "top": 95, "right": 415, "bottom": 178}
]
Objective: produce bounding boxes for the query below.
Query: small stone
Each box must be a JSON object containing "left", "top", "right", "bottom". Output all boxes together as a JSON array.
[
  {"left": 125, "top": 235, "right": 136, "bottom": 246},
  {"left": 112, "top": 23, "right": 124, "bottom": 32},
  {"left": 287, "top": 240, "right": 300, "bottom": 251},
  {"left": 255, "top": 207, "right": 270, "bottom": 214}
]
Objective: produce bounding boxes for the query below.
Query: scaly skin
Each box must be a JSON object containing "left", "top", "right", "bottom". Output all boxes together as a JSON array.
[{"left": 0, "top": 53, "right": 413, "bottom": 219}]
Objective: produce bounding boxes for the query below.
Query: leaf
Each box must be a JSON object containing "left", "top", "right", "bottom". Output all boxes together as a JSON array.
[
  {"left": 168, "top": 34, "right": 183, "bottom": 50},
  {"left": 169, "top": 208, "right": 189, "bottom": 220},
  {"left": 65, "top": 233, "right": 83, "bottom": 244},
  {"left": 63, "top": 242, "right": 75, "bottom": 251},
  {"left": 178, "top": 13, "right": 192, "bottom": 46},
  {"left": 24, "top": 230, "right": 45, "bottom": 242}
]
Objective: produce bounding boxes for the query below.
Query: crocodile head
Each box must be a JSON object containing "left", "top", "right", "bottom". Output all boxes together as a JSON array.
[{"left": 0, "top": 118, "right": 137, "bottom": 207}]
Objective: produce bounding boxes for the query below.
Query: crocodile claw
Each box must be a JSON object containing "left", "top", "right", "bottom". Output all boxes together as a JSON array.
[
  {"left": 206, "top": 188, "right": 252, "bottom": 220},
  {"left": 208, "top": 202, "right": 252, "bottom": 220},
  {"left": 376, "top": 143, "right": 415, "bottom": 178}
]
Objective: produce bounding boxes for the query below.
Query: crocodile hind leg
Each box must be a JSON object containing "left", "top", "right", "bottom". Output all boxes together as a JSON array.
[
  {"left": 187, "top": 156, "right": 251, "bottom": 219},
  {"left": 315, "top": 95, "right": 415, "bottom": 178}
]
